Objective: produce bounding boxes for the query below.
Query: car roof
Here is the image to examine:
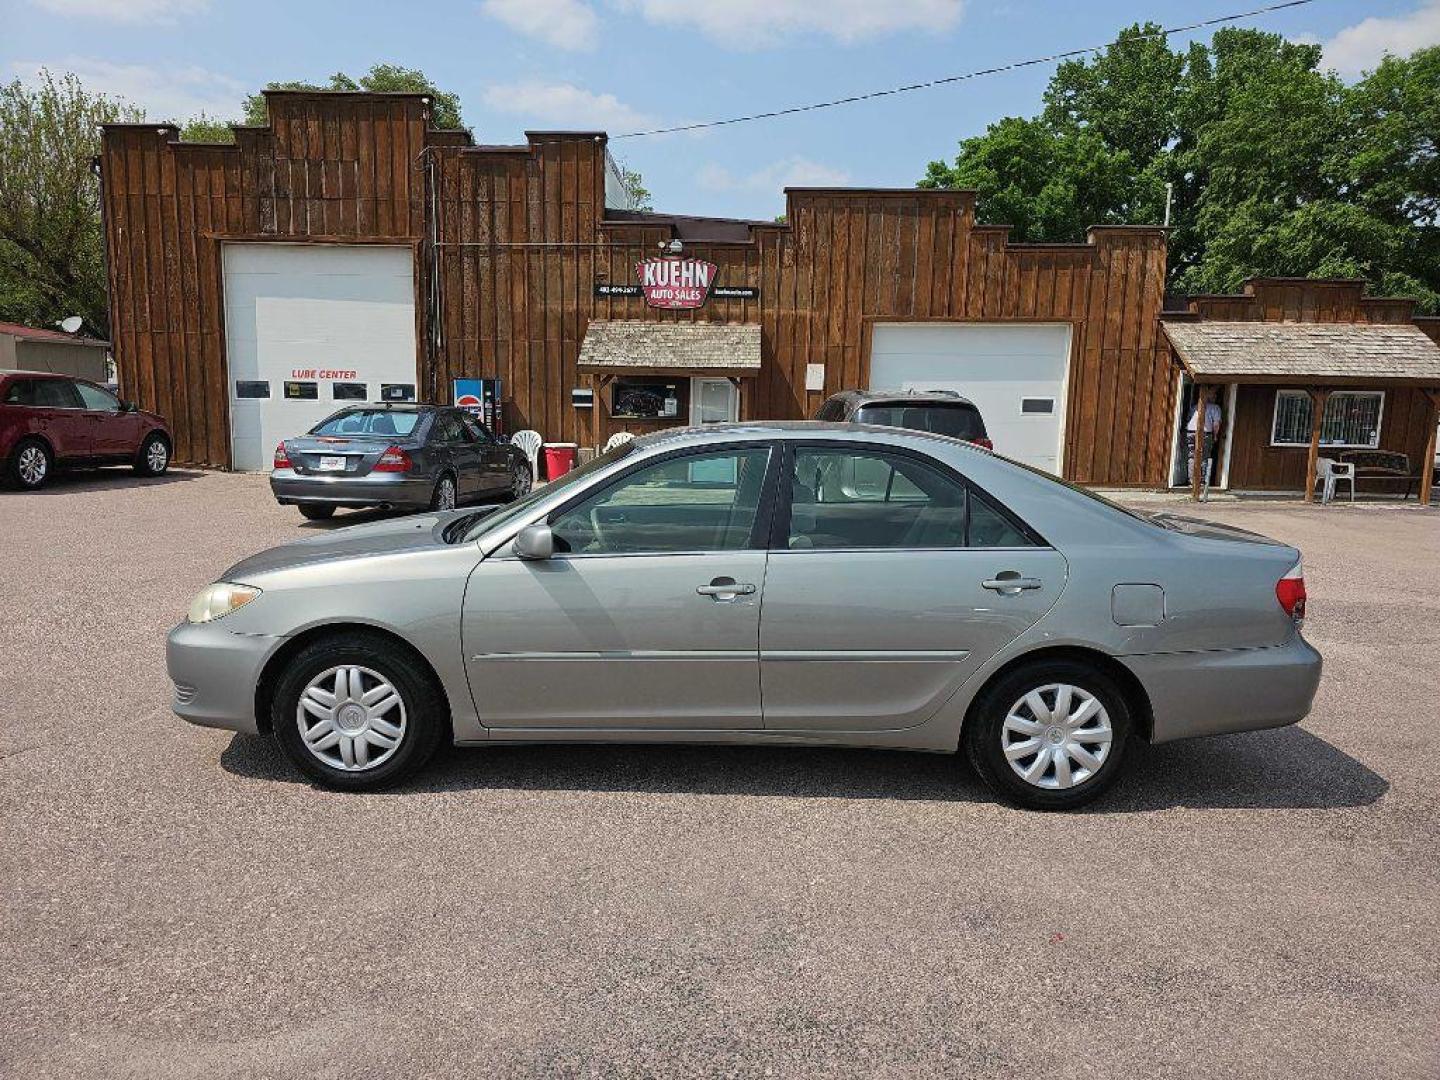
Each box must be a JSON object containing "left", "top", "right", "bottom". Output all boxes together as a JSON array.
[
  {"left": 826, "top": 388, "right": 978, "bottom": 409},
  {"left": 632, "top": 419, "right": 995, "bottom": 457},
  {"left": 0, "top": 369, "right": 72, "bottom": 379}
]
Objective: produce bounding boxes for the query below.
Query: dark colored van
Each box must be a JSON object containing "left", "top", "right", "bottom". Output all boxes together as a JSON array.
[{"left": 814, "top": 389, "right": 992, "bottom": 449}]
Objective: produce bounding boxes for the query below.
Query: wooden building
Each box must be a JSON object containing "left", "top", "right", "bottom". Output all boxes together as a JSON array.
[{"left": 98, "top": 90, "right": 1437, "bottom": 496}]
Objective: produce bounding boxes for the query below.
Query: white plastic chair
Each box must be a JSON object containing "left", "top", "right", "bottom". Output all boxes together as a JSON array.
[
  {"left": 1317, "top": 457, "right": 1354, "bottom": 504},
  {"left": 603, "top": 430, "right": 635, "bottom": 453},
  {"left": 509, "top": 429, "right": 543, "bottom": 484}
]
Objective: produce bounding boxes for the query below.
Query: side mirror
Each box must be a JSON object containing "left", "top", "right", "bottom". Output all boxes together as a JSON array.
[{"left": 513, "top": 523, "right": 554, "bottom": 561}]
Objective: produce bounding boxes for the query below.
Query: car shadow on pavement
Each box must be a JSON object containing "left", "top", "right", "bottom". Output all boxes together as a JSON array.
[
  {"left": 0, "top": 467, "right": 204, "bottom": 496},
  {"left": 219, "top": 724, "right": 1387, "bottom": 812}
]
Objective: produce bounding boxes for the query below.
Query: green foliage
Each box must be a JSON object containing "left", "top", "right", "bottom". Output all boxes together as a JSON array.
[
  {"left": 179, "top": 113, "right": 234, "bottom": 143},
  {"left": 619, "top": 167, "right": 652, "bottom": 211},
  {"left": 236, "top": 64, "right": 464, "bottom": 130},
  {"left": 0, "top": 70, "right": 141, "bottom": 337},
  {"left": 922, "top": 27, "right": 1440, "bottom": 313}
]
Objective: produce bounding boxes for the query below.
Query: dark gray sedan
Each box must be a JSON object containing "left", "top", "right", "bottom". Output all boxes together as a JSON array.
[
  {"left": 270, "top": 404, "right": 531, "bottom": 520},
  {"left": 176, "top": 422, "right": 1322, "bottom": 810}
]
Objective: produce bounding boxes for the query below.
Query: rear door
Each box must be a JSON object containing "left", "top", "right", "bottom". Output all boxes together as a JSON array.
[
  {"left": 462, "top": 443, "right": 777, "bottom": 730},
  {"left": 33, "top": 378, "right": 90, "bottom": 459},
  {"left": 759, "top": 441, "right": 1066, "bottom": 732}
]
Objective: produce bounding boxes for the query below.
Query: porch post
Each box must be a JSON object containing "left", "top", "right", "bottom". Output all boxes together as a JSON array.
[
  {"left": 1303, "top": 387, "right": 1331, "bottom": 503},
  {"left": 1190, "top": 384, "right": 1210, "bottom": 502},
  {"left": 1420, "top": 388, "right": 1440, "bottom": 506}
]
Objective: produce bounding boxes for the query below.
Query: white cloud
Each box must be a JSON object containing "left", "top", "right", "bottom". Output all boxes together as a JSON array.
[
  {"left": 28, "top": 0, "right": 209, "bottom": 23},
  {"left": 481, "top": 80, "right": 654, "bottom": 132},
  {"left": 1320, "top": 1, "right": 1440, "bottom": 77},
  {"left": 9, "top": 58, "right": 246, "bottom": 121},
  {"left": 615, "top": 0, "right": 963, "bottom": 48},
  {"left": 697, "top": 155, "right": 851, "bottom": 193},
  {"left": 480, "top": 0, "right": 598, "bottom": 50}
]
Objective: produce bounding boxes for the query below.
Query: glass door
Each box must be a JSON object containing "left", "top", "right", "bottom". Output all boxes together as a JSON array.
[{"left": 690, "top": 378, "right": 739, "bottom": 426}]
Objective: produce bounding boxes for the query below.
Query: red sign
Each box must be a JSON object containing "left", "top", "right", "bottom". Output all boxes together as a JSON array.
[{"left": 636, "top": 257, "right": 717, "bottom": 309}]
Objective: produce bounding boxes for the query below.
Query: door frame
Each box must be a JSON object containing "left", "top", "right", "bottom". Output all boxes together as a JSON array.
[
  {"left": 689, "top": 376, "right": 740, "bottom": 426},
  {"left": 1166, "top": 374, "right": 1237, "bottom": 490}
]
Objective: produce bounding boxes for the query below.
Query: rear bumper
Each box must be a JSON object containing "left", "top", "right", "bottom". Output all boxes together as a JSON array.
[
  {"left": 270, "top": 471, "right": 433, "bottom": 509},
  {"left": 167, "top": 620, "right": 281, "bottom": 735},
  {"left": 1123, "top": 635, "right": 1323, "bottom": 744}
]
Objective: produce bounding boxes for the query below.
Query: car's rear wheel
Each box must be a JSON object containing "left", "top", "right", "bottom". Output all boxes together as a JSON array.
[
  {"left": 298, "top": 503, "right": 335, "bottom": 520},
  {"left": 271, "top": 633, "right": 446, "bottom": 790},
  {"left": 964, "top": 659, "right": 1131, "bottom": 811},
  {"left": 508, "top": 459, "right": 531, "bottom": 501},
  {"left": 134, "top": 432, "right": 170, "bottom": 476},
  {"left": 430, "top": 473, "right": 457, "bottom": 512},
  {"left": 8, "top": 438, "right": 52, "bottom": 490}
]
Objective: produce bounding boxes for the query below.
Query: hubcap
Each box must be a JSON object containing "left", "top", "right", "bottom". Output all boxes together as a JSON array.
[
  {"left": 1001, "top": 683, "right": 1113, "bottom": 791},
  {"left": 18, "top": 446, "right": 46, "bottom": 485},
  {"left": 295, "top": 665, "right": 407, "bottom": 772},
  {"left": 147, "top": 440, "right": 168, "bottom": 471}
]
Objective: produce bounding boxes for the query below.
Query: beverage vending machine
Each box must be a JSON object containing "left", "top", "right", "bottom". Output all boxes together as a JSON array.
[{"left": 453, "top": 378, "right": 504, "bottom": 435}]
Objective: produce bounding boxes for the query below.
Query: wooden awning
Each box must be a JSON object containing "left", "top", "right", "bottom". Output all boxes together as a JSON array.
[
  {"left": 1161, "top": 320, "right": 1440, "bottom": 386},
  {"left": 578, "top": 320, "right": 761, "bottom": 377}
]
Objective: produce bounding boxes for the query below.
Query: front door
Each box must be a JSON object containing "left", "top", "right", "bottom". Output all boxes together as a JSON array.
[
  {"left": 462, "top": 444, "right": 776, "bottom": 729},
  {"left": 73, "top": 380, "right": 138, "bottom": 458},
  {"left": 760, "top": 443, "right": 1066, "bottom": 732},
  {"left": 690, "top": 378, "right": 739, "bottom": 426}
]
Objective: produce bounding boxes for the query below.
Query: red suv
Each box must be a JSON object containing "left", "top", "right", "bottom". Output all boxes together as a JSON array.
[{"left": 1, "top": 370, "right": 173, "bottom": 490}]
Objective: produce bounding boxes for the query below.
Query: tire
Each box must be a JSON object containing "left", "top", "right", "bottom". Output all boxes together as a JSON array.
[
  {"left": 298, "top": 503, "right": 336, "bottom": 520},
  {"left": 8, "top": 437, "right": 52, "bottom": 490},
  {"left": 133, "top": 432, "right": 170, "bottom": 476},
  {"left": 964, "top": 659, "right": 1132, "bottom": 812},
  {"left": 508, "top": 459, "right": 532, "bottom": 501},
  {"left": 430, "top": 473, "right": 457, "bottom": 512},
  {"left": 271, "top": 632, "right": 446, "bottom": 791}
]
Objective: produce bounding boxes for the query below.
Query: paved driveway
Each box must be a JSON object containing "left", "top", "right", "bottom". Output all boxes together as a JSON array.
[{"left": 2, "top": 469, "right": 1437, "bottom": 1079}]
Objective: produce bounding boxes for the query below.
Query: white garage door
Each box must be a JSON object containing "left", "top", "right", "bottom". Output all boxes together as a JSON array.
[
  {"left": 869, "top": 323, "right": 1071, "bottom": 473},
  {"left": 223, "top": 244, "right": 418, "bottom": 471}
]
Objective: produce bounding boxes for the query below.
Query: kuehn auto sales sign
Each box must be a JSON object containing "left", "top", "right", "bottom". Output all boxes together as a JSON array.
[{"left": 636, "top": 257, "right": 717, "bottom": 310}]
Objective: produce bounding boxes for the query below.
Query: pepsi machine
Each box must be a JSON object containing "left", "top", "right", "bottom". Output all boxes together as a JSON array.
[{"left": 452, "top": 378, "right": 504, "bottom": 435}]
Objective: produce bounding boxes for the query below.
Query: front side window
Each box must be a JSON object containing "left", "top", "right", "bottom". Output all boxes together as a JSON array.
[
  {"left": 1271, "top": 390, "right": 1383, "bottom": 448},
  {"left": 310, "top": 409, "right": 420, "bottom": 437},
  {"left": 787, "top": 447, "right": 1032, "bottom": 550},
  {"left": 75, "top": 382, "right": 120, "bottom": 411},
  {"left": 550, "top": 447, "right": 771, "bottom": 555},
  {"left": 460, "top": 415, "right": 492, "bottom": 443}
]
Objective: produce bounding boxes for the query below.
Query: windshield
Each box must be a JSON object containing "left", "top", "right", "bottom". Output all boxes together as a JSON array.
[
  {"left": 459, "top": 440, "right": 637, "bottom": 543},
  {"left": 310, "top": 409, "right": 420, "bottom": 437},
  {"left": 855, "top": 403, "right": 986, "bottom": 440}
]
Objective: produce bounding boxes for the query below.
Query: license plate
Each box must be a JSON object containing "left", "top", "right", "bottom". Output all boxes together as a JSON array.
[{"left": 318, "top": 456, "right": 347, "bottom": 472}]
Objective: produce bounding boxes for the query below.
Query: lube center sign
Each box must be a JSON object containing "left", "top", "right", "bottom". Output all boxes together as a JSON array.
[{"left": 636, "top": 257, "right": 717, "bottom": 310}]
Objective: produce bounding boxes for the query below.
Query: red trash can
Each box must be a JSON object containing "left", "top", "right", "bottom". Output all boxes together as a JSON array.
[{"left": 543, "top": 442, "right": 578, "bottom": 480}]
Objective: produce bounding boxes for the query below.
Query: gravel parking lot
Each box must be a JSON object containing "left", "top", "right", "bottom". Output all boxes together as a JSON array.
[{"left": 2, "top": 467, "right": 1437, "bottom": 1079}]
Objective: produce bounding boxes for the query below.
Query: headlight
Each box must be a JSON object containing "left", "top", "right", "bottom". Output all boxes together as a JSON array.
[{"left": 187, "top": 582, "right": 261, "bottom": 624}]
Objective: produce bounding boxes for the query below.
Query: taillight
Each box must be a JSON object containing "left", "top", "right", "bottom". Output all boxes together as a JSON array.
[
  {"left": 273, "top": 442, "right": 291, "bottom": 469},
  {"left": 1276, "top": 561, "right": 1307, "bottom": 624},
  {"left": 373, "top": 445, "right": 413, "bottom": 473},
  {"left": 973, "top": 437, "right": 994, "bottom": 451}
]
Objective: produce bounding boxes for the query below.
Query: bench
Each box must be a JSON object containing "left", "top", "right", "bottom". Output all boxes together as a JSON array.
[{"left": 1337, "top": 449, "right": 1419, "bottom": 500}]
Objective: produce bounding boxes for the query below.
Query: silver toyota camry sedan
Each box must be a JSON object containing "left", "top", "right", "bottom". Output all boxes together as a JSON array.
[{"left": 168, "top": 423, "right": 1321, "bottom": 810}]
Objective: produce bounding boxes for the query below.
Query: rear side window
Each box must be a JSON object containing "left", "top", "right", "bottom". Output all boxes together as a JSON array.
[
  {"left": 787, "top": 447, "right": 1034, "bottom": 550},
  {"left": 3, "top": 379, "right": 36, "bottom": 405},
  {"left": 34, "top": 380, "right": 83, "bottom": 408},
  {"left": 854, "top": 403, "right": 986, "bottom": 441},
  {"left": 432, "top": 413, "right": 466, "bottom": 443}
]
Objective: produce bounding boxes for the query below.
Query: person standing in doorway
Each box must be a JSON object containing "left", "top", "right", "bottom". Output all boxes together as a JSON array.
[{"left": 1186, "top": 390, "right": 1223, "bottom": 486}]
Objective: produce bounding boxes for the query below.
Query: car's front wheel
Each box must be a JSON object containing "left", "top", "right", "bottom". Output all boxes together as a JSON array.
[
  {"left": 964, "top": 659, "right": 1131, "bottom": 811},
  {"left": 271, "top": 633, "right": 446, "bottom": 790},
  {"left": 8, "top": 438, "right": 52, "bottom": 490},
  {"left": 134, "top": 432, "right": 170, "bottom": 476}
]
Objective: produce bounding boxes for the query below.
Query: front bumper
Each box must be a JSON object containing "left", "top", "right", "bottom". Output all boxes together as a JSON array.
[
  {"left": 167, "top": 619, "right": 283, "bottom": 734},
  {"left": 1123, "top": 634, "right": 1323, "bottom": 744},
  {"left": 270, "top": 470, "right": 433, "bottom": 509}
]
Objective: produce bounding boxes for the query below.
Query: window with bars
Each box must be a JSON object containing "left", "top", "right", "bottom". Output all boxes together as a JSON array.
[{"left": 1270, "top": 390, "right": 1384, "bottom": 448}]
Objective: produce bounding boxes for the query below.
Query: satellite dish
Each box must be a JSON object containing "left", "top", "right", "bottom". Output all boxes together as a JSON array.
[{"left": 58, "top": 316, "right": 84, "bottom": 334}]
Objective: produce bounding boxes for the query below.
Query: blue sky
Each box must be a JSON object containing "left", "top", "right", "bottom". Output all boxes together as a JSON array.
[{"left": 4, "top": 0, "right": 1437, "bottom": 219}]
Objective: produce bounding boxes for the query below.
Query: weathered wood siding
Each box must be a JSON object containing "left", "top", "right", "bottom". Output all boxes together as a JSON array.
[{"left": 103, "top": 93, "right": 1174, "bottom": 484}]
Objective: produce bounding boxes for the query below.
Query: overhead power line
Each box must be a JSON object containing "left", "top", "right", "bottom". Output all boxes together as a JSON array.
[{"left": 611, "top": 0, "right": 1322, "bottom": 139}]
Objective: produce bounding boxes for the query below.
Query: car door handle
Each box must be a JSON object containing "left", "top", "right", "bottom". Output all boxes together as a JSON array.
[
  {"left": 982, "top": 574, "right": 1043, "bottom": 594},
  {"left": 697, "top": 579, "right": 756, "bottom": 599}
]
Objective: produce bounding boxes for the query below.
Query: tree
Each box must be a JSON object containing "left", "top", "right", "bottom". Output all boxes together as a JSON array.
[
  {"left": 179, "top": 113, "right": 233, "bottom": 143},
  {"left": 240, "top": 65, "right": 463, "bottom": 130},
  {"left": 618, "top": 166, "right": 652, "bottom": 211},
  {"left": 920, "top": 26, "right": 1440, "bottom": 312},
  {"left": 0, "top": 70, "right": 141, "bottom": 337}
]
